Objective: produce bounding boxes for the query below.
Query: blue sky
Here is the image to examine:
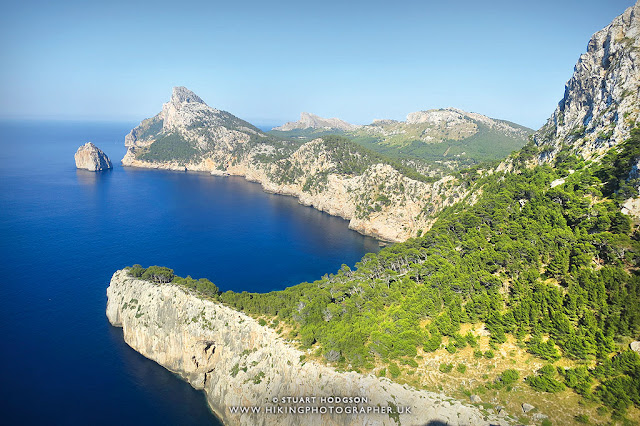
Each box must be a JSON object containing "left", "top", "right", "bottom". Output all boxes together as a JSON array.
[{"left": 0, "top": 0, "right": 634, "bottom": 129}]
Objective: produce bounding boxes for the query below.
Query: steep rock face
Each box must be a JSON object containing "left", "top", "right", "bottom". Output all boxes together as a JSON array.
[
  {"left": 122, "top": 88, "right": 471, "bottom": 242},
  {"left": 273, "top": 112, "right": 360, "bottom": 131},
  {"left": 533, "top": 1, "right": 640, "bottom": 161},
  {"left": 74, "top": 142, "right": 112, "bottom": 171},
  {"left": 107, "top": 270, "right": 512, "bottom": 426}
]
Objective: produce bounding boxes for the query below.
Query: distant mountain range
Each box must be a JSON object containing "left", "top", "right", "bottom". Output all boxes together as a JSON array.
[
  {"left": 269, "top": 108, "right": 533, "bottom": 170},
  {"left": 272, "top": 112, "right": 360, "bottom": 132}
]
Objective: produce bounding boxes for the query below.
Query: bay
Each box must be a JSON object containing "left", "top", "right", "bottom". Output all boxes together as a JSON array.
[{"left": 0, "top": 121, "right": 379, "bottom": 425}]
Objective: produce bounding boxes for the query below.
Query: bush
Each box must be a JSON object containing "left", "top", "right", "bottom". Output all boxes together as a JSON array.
[
  {"left": 388, "top": 363, "right": 401, "bottom": 378},
  {"left": 439, "top": 363, "right": 453, "bottom": 373},
  {"left": 258, "top": 319, "right": 267, "bottom": 326},
  {"left": 527, "top": 375, "right": 566, "bottom": 393},
  {"left": 141, "top": 266, "right": 174, "bottom": 284},
  {"left": 457, "top": 364, "right": 467, "bottom": 374},
  {"left": 128, "top": 264, "right": 145, "bottom": 277},
  {"left": 499, "top": 369, "right": 520, "bottom": 386},
  {"left": 575, "top": 414, "right": 589, "bottom": 423}
]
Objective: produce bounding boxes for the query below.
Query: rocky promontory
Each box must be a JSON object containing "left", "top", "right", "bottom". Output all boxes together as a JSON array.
[
  {"left": 106, "top": 269, "right": 512, "bottom": 426},
  {"left": 75, "top": 142, "right": 113, "bottom": 171},
  {"left": 120, "top": 87, "right": 472, "bottom": 242}
]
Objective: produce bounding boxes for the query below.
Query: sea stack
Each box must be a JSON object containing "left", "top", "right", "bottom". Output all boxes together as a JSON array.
[{"left": 74, "top": 142, "right": 113, "bottom": 171}]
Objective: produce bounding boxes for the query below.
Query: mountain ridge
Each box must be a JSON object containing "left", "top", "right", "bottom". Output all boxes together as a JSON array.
[{"left": 272, "top": 112, "right": 360, "bottom": 131}]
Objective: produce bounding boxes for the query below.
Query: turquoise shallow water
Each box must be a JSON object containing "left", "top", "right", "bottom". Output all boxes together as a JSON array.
[{"left": 0, "top": 121, "right": 379, "bottom": 425}]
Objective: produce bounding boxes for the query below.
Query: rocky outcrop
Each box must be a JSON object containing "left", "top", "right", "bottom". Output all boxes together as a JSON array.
[
  {"left": 122, "top": 87, "right": 472, "bottom": 242},
  {"left": 533, "top": 1, "right": 640, "bottom": 162},
  {"left": 74, "top": 142, "right": 112, "bottom": 171},
  {"left": 107, "top": 270, "right": 512, "bottom": 426},
  {"left": 273, "top": 112, "right": 360, "bottom": 131},
  {"left": 363, "top": 108, "right": 532, "bottom": 144}
]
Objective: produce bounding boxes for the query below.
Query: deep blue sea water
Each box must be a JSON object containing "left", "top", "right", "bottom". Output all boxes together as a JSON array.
[{"left": 0, "top": 121, "right": 380, "bottom": 425}]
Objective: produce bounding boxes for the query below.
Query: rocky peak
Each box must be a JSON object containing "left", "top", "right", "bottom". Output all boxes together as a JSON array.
[
  {"left": 170, "top": 86, "right": 205, "bottom": 106},
  {"left": 273, "top": 112, "right": 359, "bottom": 131},
  {"left": 533, "top": 1, "right": 640, "bottom": 162},
  {"left": 161, "top": 86, "right": 218, "bottom": 130},
  {"left": 406, "top": 108, "right": 466, "bottom": 125}
]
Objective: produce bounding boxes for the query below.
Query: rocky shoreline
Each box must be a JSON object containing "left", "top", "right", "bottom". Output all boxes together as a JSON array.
[
  {"left": 121, "top": 151, "right": 467, "bottom": 243},
  {"left": 106, "top": 269, "right": 512, "bottom": 426}
]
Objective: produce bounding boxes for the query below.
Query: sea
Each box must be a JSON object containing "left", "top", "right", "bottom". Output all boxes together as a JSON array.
[{"left": 0, "top": 121, "right": 380, "bottom": 425}]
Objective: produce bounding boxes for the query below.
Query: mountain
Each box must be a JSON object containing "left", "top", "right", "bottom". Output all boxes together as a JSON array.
[
  {"left": 270, "top": 108, "right": 533, "bottom": 171},
  {"left": 349, "top": 108, "right": 533, "bottom": 169},
  {"left": 533, "top": 1, "right": 640, "bottom": 162},
  {"left": 116, "top": 2, "right": 640, "bottom": 425},
  {"left": 121, "top": 88, "right": 472, "bottom": 242},
  {"left": 272, "top": 112, "right": 360, "bottom": 131}
]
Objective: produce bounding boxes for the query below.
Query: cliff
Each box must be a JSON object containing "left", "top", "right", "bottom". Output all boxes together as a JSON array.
[
  {"left": 106, "top": 270, "right": 512, "bottom": 426},
  {"left": 533, "top": 1, "right": 640, "bottom": 162},
  {"left": 74, "top": 142, "right": 112, "bottom": 171},
  {"left": 121, "top": 87, "right": 473, "bottom": 242}
]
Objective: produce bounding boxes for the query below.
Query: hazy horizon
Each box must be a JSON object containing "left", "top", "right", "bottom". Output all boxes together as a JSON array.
[{"left": 0, "top": 0, "right": 635, "bottom": 129}]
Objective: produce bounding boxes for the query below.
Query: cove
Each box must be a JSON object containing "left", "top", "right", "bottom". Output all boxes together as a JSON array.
[{"left": 0, "top": 121, "right": 380, "bottom": 425}]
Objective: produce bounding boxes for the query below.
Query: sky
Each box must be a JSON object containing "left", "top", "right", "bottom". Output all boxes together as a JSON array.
[{"left": 0, "top": 0, "right": 635, "bottom": 129}]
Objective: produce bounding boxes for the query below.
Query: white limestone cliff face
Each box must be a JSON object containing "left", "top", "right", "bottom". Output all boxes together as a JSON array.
[
  {"left": 121, "top": 88, "right": 470, "bottom": 242},
  {"left": 533, "top": 1, "right": 640, "bottom": 162},
  {"left": 107, "top": 270, "right": 512, "bottom": 426},
  {"left": 273, "top": 112, "right": 360, "bottom": 131},
  {"left": 123, "top": 136, "right": 467, "bottom": 242},
  {"left": 74, "top": 142, "right": 112, "bottom": 171}
]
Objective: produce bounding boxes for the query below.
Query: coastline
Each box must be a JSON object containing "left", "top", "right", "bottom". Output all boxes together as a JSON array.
[
  {"left": 120, "top": 153, "right": 465, "bottom": 243},
  {"left": 107, "top": 269, "right": 512, "bottom": 426}
]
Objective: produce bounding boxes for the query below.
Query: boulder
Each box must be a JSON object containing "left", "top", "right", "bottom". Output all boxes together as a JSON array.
[{"left": 522, "top": 403, "right": 535, "bottom": 413}]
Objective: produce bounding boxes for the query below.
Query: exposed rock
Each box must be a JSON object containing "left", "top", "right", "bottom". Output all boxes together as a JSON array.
[
  {"left": 621, "top": 197, "right": 640, "bottom": 216},
  {"left": 522, "top": 403, "right": 535, "bottom": 413},
  {"left": 122, "top": 87, "right": 473, "bottom": 242},
  {"left": 273, "top": 112, "right": 360, "bottom": 131},
  {"left": 533, "top": 413, "right": 548, "bottom": 421},
  {"left": 630, "top": 340, "right": 640, "bottom": 353},
  {"left": 107, "top": 270, "right": 513, "bottom": 426},
  {"left": 360, "top": 107, "right": 531, "bottom": 146},
  {"left": 550, "top": 178, "right": 565, "bottom": 188},
  {"left": 533, "top": 1, "right": 640, "bottom": 162},
  {"left": 470, "top": 394, "right": 482, "bottom": 403},
  {"left": 74, "top": 142, "right": 112, "bottom": 171},
  {"left": 622, "top": 158, "right": 640, "bottom": 218}
]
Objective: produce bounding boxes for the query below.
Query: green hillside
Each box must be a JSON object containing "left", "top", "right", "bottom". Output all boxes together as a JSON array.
[{"left": 130, "top": 128, "right": 640, "bottom": 424}]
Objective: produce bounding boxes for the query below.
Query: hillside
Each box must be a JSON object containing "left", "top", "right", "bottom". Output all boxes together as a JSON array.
[
  {"left": 121, "top": 88, "right": 477, "bottom": 242},
  {"left": 122, "top": 1, "right": 640, "bottom": 424},
  {"left": 270, "top": 108, "right": 533, "bottom": 173}
]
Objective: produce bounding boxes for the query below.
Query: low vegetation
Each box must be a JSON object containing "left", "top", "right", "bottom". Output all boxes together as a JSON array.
[{"left": 126, "top": 128, "right": 640, "bottom": 423}]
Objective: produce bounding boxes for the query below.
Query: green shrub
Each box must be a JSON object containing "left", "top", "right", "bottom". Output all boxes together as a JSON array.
[
  {"left": 388, "top": 363, "right": 401, "bottom": 378},
  {"left": 439, "top": 363, "right": 453, "bottom": 373}
]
